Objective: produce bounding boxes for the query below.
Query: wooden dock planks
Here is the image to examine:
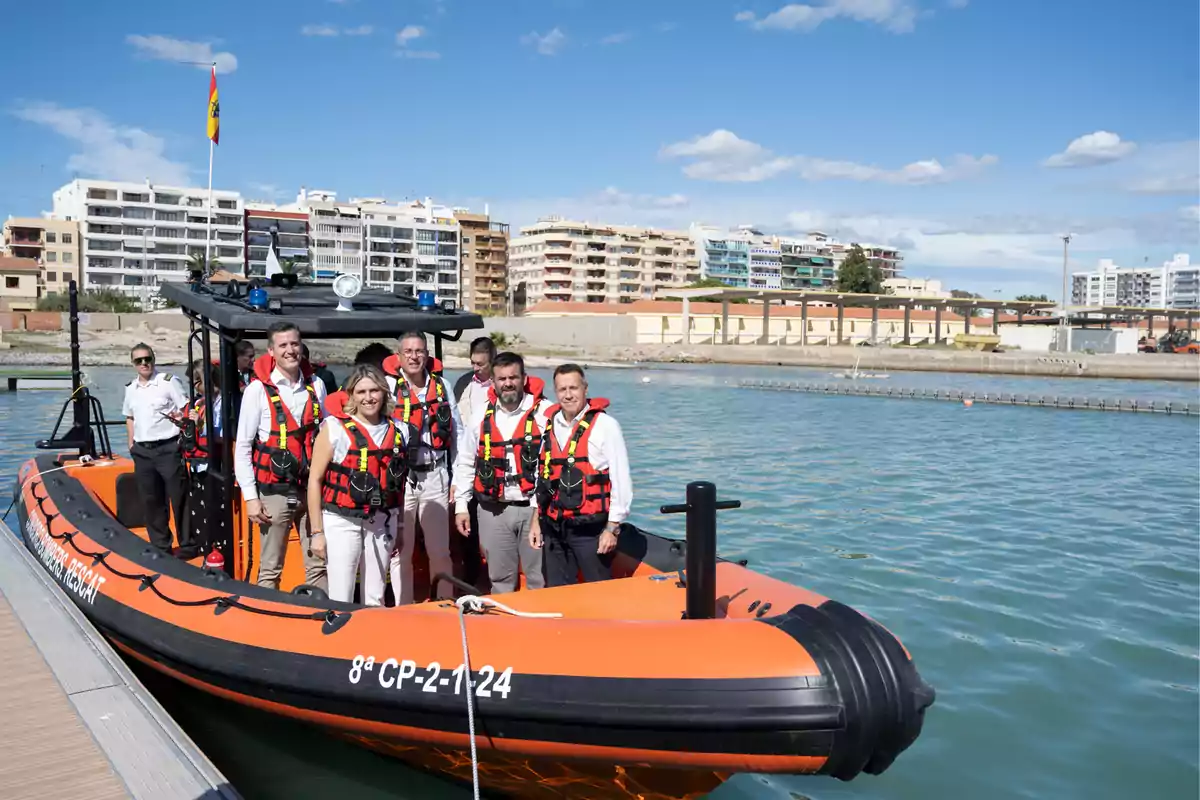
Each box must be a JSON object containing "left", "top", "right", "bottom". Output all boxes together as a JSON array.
[{"left": 0, "top": 591, "right": 129, "bottom": 800}]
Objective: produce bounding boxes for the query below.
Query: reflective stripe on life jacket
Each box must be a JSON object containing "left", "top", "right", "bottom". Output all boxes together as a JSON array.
[
  {"left": 321, "top": 416, "right": 407, "bottom": 519},
  {"left": 537, "top": 398, "right": 612, "bottom": 522},
  {"left": 382, "top": 355, "right": 452, "bottom": 453},
  {"left": 472, "top": 376, "right": 546, "bottom": 500},
  {"left": 249, "top": 354, "right": 322, "bottom": 493}
]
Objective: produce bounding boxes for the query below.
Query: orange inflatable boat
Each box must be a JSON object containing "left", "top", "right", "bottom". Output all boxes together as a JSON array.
[{"left": 11, "top": 281, "right": 934, "bottom": 800}]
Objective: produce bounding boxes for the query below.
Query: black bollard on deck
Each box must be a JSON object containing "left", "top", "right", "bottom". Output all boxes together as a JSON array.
[{"left": 661, "top": 481, "right": 741, "bottom": 620}]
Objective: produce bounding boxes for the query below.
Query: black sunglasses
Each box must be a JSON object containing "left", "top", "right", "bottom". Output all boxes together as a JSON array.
[{"left": 133, "top": 356, "right": 154, "bottom": 365}]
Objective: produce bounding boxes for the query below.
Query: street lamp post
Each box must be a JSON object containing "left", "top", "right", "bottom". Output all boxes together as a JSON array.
[{"left": 1061, "top": 234, "right": 1072, "bottom": 353}]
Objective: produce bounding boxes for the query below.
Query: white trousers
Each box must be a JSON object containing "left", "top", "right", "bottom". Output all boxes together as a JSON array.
[
  {"left": 324, "top": 508, "right": 397, "bottom": 606},
  {"left": 390, "top": 464, "right": 453, "bottom": 604}
]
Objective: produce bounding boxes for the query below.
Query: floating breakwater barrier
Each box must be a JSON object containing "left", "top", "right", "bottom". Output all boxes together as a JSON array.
[{"left": 740, "top": 379, "right": 1200, "bottom": 415}]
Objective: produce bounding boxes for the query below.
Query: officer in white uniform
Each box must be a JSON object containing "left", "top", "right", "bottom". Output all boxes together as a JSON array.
[{"left": 122, "top": 343, "right": 193, "bottom": 557}]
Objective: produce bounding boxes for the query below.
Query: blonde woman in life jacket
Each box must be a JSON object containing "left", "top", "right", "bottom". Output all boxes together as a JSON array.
[{"left": 306, "top": 365, "right": 409, "bottom": 605}]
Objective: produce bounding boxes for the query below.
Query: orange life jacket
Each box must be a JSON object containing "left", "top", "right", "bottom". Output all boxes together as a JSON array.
[
  {"left": 537, "top": 398, "right": 613, "bottom": 522},
  {"left": 473, "top": 376, "right": 546, "bottom": 500},
  {"left": 320, "top": 391, "right": 407, "bottom": 519},
  {"left": 382, "top": 355, "right": 452, "bottom": 453},
  {"left": 249, "top": 354, "right": 323, "bottom": 494}
]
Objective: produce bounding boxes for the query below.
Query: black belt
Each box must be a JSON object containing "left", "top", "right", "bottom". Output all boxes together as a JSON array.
[
  {"left": 136, "top": 436, "right": 178, "bottom": 448},
  {"left": 479, "top": 498, "right": 531, "bottom": 508}
]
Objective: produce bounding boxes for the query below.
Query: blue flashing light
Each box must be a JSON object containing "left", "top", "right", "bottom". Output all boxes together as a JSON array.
[
  {"left": 417, "top": 290, "right": 436, "bottom": 311},
  {"left": 248, "top": 287, "right": 269, "bottom": 310}
]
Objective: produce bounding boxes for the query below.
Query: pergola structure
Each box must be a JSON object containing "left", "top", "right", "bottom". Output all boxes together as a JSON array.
[
  {"left": 1065, "top": 304, "right": 1200, "bottom": 336},
  {"left": 660, "top": 287, "right": 1059, "bottom": 346}
]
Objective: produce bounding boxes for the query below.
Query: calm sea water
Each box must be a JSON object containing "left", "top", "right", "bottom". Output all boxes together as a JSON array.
[{"left": 2, "top": 362, "right": 1198, "bottom": 800}]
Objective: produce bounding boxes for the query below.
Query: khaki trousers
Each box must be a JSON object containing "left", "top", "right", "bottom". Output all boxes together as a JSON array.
[{"left": 256, "top": 493, "right": 327, "bottom": 592}]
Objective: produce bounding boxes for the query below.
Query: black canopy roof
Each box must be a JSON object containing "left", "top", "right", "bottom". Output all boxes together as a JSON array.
[{"left": 159, "top": 279, "right": 484, "bottom": 339}]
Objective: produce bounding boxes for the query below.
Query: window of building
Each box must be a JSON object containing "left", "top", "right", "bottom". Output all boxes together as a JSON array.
[
  {"left": 47, "top": 252, "right": 57, "bottom": 262},
  {"left": 62, "top": 233, "right": 73, "bottom": 244},
  {"left": 5, "top": 277, "right": 18, "bottom": 289},
  {"left": 46, "top": 232, "right": 57, "bottom": 243},
  {"left": 47, "top": 272, "right": 57, "bottom": 282}
]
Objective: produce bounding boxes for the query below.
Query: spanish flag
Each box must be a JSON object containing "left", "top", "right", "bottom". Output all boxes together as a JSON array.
[{"left": 206, "top": 66, "right": 220, "bottom": 145}]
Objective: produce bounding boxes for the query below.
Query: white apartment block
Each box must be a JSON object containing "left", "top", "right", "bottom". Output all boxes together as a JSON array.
[
  {"left": 1071, "top": 253, "right": 1197, "bottom": 309},
  {"left": 52, "top": 179, "right": 244, "bottom": 300},
  {"left": 509, "top": 217, "right": 700, "bottom": 305},
  {"left": 883, "top": 276, "right": 950, "bottom": 298},
  {"left": 360, "top": 197, "right": 460, "bottom": 305}
]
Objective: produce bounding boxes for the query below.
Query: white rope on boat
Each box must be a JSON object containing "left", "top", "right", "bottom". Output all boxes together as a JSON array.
[
  {"left": 2, "top": 457, "right": 119, "bottom": 521},
  {"left": 454, "top": 595, "right": 562, "bottom": 800}
]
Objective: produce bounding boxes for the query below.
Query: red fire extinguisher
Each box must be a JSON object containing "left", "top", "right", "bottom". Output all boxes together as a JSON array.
[{"left": 204, "top": 549, "right": 225, "bottom": 571}]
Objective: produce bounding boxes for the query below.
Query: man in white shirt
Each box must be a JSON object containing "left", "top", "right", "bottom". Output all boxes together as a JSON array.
[
  {"left": 382, "top": 331, "right": 465, "bottom": 603},
  {"left": 234, "top": 322, "right": 328, "bottom": 591},
  {"left": 451, "top": 335, "right": 495, "bottom": 590},
  {"left": 453, "top": 336, "right": 496, "bottom": 430},
  {"left": 453, "top": 352, "right": 553, "bottom": 594},
  {"left": 122, "top": 343, "right": 192, "bottom": 557},
  {"left": 529, "top": 363, "right": 633, "bottom": 587}
]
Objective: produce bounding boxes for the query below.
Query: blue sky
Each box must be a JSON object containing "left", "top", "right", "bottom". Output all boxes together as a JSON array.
[{"left": 1, "top": 0, "right": 1196, "bottom": 297}]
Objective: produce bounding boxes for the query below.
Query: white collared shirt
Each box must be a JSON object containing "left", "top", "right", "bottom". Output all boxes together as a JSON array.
[
  {"left": 122, "top": 371, "right": 188, "bottom": 443},
  {"left": 385, "top": 373, "right": 465, "bottom": 468},
  {"left": 545, "top": 403, "right": 633, "bottom": 526},
  {"left": 234, "top": 367, "right": 328, "bottom": 502},
  {"left": 453, "top": 391, "right": 554, "bottom": 513},
  {"left": 458, "top": 376, "right": 493, "bottom": 432}
]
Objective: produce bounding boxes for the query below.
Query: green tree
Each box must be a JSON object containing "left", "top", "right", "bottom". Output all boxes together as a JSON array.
[
  {"left": 187, "top": 253, "right": 222, "bottom": 276},
  {"left": 835, "top": 246, "right": 885, "bottom": 294},
  {"left": 36, "top": 289, "right": 142, "bottom": 313},
  {"left": 950, "top": 289, "right": 983, "bottom": 299},
  {"left": 1015, "top": 293, "right": 1050, "bottom": 302},
  {"left": 279, "top": 257, "right": 312, "bottom": 282},
  {"left": 684, "top": 277, "right": 749, "bottom": 303}
]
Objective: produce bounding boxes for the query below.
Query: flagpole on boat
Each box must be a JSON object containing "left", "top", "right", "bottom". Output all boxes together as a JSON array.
[{"left": 205, "top": 61, "right": 218, "bottom": 274}]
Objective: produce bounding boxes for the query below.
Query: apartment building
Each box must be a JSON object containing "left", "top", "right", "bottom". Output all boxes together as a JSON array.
[
  {"left": 359, "top": 197, "right": 460, "bottom": 305},
  {"left": 0, "top": 256, "right": 43, "bottom": 312},
  {"left": 883, "top": 276, "right": 950, "bottom": 298},
  {"left": 1072, "top": 253, "right": 1199, "bottom": 309},
  {"left": 2, "top": 217, "right": 81, "bottom": 295},
  {"left": 860, "top": 244, "right": 904, "bottom": 280},
  {"left": 692, "top": 225, "right": 782, "bottom": 289},
  {"left": 455, "top": 209, "right": 509, "bottom": 314},
  {"left": 244, "top": 205, "right": 309, "bottom": 278},
  {"left": 509, "top": 217, "right": 699, "bottom": 306},
  {"left": 51, "top": 179, "right": 244, "bottom": 300},
  {"left": 779, "top": 232, "right": 837, "bottom": 290},
  {"left": 1163, "top": 253, "right": 1199, "bottom": 309}
]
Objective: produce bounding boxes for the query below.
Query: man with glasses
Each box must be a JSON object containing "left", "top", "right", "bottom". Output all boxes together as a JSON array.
[{"left": 122, "top": 343, "right": 194, "bottom": 558}]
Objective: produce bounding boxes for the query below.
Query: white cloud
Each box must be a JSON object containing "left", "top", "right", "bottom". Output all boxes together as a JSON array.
[
  {"left": 660, "top": 129, "right": 997, "bottom": 184},
  {"left": 594, "top": 186, "right": 689, "bottom": 209},
  {"left": 521, "top": 28, "right": 567, "bottom": 56},
  {"left": 601, "top": 32, "right": 634, "bottom": 45},
  {"left": 12, "top": 102, "right": 191, "bottom": 186},
  {"left": 736, "top": 1, "right": 919, "bottom": 34},
  {"left": 345, "top": 25, "right": 374, "bottom": 36},
  {"left": 126, "top": 35, "right": 238, "bottom": 74},
  {"left": 1043, "top": 131, "right": 1137, "bottom": 168},
  {"left": 397, "top": 50, "right": 441, "bottom": 59},
  {"left": 1181, "top": 205, "right": 1200, "bottom": 224},
  {"left": 396, "top": 25, "right": 425, "bottom": 45}
]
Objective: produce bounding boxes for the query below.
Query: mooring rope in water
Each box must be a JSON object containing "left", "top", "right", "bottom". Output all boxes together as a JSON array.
[
  {"left": 741, "top": 379, "right": 1199, "bottom": 415},
  {"left": 455, "top": 595, "right": 562, "bottom": 800}
]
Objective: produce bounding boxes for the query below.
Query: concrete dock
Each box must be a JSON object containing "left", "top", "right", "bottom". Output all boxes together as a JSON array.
[{"left": 0, "top": 518, "right": 238, "bottom": 800}]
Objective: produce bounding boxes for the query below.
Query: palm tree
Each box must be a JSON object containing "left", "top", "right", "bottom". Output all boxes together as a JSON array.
[
  {"left": 279, "top": 257, "right": 312, "bottom": 282},
  {"left": 187, "top": 253, "right": 221, "bottom": 276}
]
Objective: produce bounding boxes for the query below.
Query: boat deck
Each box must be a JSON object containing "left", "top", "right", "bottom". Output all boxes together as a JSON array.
[{"left": 0, "top": 519, "right": 239, "bottom": 800}]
